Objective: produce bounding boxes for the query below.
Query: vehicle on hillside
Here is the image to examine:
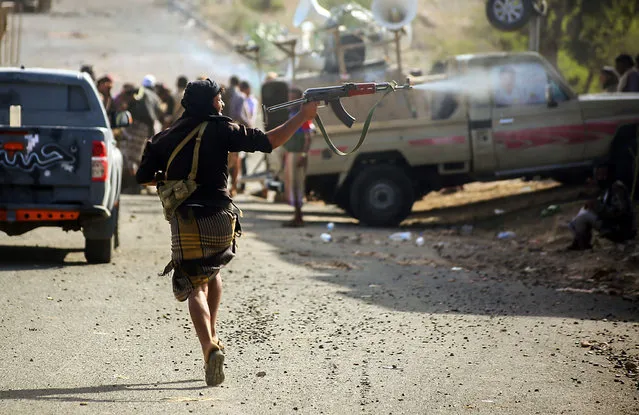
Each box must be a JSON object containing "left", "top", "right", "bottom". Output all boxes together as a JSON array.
[{"left": 0, "top": 68, "right": 131, "bottom": 263}]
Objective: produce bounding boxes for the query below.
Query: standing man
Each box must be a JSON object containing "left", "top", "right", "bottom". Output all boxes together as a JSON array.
[
  {"left": 134, "top": 74, "right": 166, "bottom": 136},
  {"left": 239, "top": 80, "right": 258, "bottom": 128},
  {"left": 80, "top": 64, "right": 95, "bottom": 82},
  {"left": 224, "top": 76, "right": 246, "bottom": 196},
  {"left": 96, "top": 74, "right": 114, "bottom": 118},
  {"left": 221, "top": 75, "right": 241, "bottom": 118},
  {"left": 282, "top": 87, "right": 314, "bottom": 227},
  {"left": 173, "top": 75, "right": 188, "bottom": 121},
  {"left": 615, "top": 54, "right": 639, "bottom": 92},
  {"left": 238, "top": 80, "right": 258, "bottom": 182}
]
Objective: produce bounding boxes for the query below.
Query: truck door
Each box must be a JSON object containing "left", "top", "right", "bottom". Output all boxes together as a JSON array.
[{"left": 490, "top": 60, "right": 586, "bottom": 174}]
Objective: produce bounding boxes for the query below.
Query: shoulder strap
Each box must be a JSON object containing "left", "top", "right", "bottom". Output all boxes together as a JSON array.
[
  {"left": 188, "top": 122, "right": 208, "bottom": 181},
  {"left": 313, "top": 86, "right": 395, "bottom": 156},
  {"left": 165, "top": 122, "right": 208, "bottom": 173}
]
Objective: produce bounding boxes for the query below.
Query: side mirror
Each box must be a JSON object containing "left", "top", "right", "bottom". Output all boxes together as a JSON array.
[
  {"left": 111, "top": 111, "right": 132, "bottom": 128},
  {"left": 545, "top": 84, "right": 558, "bottom": 108}
]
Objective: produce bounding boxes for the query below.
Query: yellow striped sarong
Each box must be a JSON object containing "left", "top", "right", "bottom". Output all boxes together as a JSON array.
[{"left": 162, "top": 206, "right": 240, "bottom": 301}]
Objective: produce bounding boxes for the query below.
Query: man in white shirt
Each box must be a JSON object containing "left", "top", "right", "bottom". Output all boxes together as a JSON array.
[{"left": 615, "top": 54, "right": 639, "bottom": 92}]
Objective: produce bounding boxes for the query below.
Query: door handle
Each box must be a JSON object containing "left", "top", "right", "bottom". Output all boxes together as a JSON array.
[{"left": 499, "top": 118, "right": 514, "bottom": 125}]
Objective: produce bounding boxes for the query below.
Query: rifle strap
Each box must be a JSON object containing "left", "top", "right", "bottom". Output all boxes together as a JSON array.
[{"left": 313, "top": 84, "right": 396, "bottom": 156}]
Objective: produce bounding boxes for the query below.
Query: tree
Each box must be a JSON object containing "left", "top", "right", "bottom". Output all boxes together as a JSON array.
[
  {"left": 562, "top": 0, "right": 639, "bottom": 91},
  {"left": 497, "top": 0, "right": 639, "bottom": 92}
]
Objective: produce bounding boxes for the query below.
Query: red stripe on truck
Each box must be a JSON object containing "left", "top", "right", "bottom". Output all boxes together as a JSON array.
[{"left": 408, "top": 136, "right": 466, "bottom": 146}]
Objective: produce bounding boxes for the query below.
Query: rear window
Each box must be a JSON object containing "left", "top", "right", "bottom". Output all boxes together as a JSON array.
[{"left": 0, "top": 82, "right": 90, "bottom": 112}]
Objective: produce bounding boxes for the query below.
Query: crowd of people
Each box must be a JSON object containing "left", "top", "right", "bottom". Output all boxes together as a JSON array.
[
  {"left": 79, "top": 65, "right": 312, "bottom": 226},
  {"left": 599, "top": 53, "right": 639, "bottom": 92}
]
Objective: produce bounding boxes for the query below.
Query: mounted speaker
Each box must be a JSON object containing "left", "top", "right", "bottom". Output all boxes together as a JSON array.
[{"left": 371, "top": 0, "right": 418, "bottom": 31}]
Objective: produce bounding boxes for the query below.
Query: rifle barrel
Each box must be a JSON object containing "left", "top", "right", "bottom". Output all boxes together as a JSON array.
[{"left": 266, "top": 98, "right": 307, "bottom": 113}]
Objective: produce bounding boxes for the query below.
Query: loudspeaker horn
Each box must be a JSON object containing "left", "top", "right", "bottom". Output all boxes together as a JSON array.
[
  {"left": 293, "top": 0, "right": 331, "bottom": 28},
  {"left": 371, "top": 0, "right": 418, "bottom": 31}
]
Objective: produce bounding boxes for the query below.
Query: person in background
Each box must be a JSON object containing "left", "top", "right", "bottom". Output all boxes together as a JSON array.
[
  {"left": 263, "top": 72, "right": 279, "bottom": 83},
  {"left": 155, "top": 83, "right": 176, "bottom": 129},
  {"left": 599, "top": 66, "right": 619, "bottom": 92},
  {"left": 173, "top": 75, "right": 188, "bottom": 120},
  {"left": 568, "top": 161, "right": 636, "bottom": 250},
  {"left": 113, "top": 83, "right": 145, "bottom": 193},
  {"left": 96, "top": 74, "right": 114, "bottom": 116},
  {"left": 80, "top": 64, "right": 95, "bottom": 82},
  {"left": 115, "top": 75, "right": 164, "bottom": 193},
  {"left": 221, "top": 75, "right": 240, "bottom": 118},
  {"left": 282, "top": 87, "right": 314, "bottom": 227},
  {"left": 615, "top": 54, "right": 639, "bottom": 92},
  {"left": 135, "top": 74, "right": 166, "bottom": 136},
  {"left": 236, "top": 80, "right": 259, "bottom": 188},
  {"left": 224, "top": 76, "right": 245, "bottom": 196},
  {"left": 239, "top": 80, "right": 258, "bottom": 128}
]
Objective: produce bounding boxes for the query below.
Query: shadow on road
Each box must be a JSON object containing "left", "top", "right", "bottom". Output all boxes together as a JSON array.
[
  {"left": 0, "top": 246, "right": 86, "bottom": 270},
  {"left": 0, "top": 379, "right": 208, "bottom": 403}
]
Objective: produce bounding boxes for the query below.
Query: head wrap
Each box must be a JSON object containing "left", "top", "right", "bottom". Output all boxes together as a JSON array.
[
  {"left": 180, "top": 78, "right": 222, "bottom": 119},
  {"left": 142, "top": 74, "right": 156, "bottom": 88}
]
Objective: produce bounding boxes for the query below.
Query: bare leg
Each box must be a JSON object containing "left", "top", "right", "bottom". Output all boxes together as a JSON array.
[
  {"left": 207, "top": 271, "right": 222, "bottom": 343},
  {"left": 188, "top": 284, "right": 215, "bottom": 360}
]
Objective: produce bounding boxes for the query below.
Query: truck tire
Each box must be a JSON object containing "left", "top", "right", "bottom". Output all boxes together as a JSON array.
[
  {"left": 37, "top": 0, "right": 52, "bottom": 12},
  {"left": 85, "top": 238, "right": 113, "bottom": 264},
  {"left": 84, "top": 205, "right": 118, "bottom": 264},
  {"left": 486, "top": 0, "right": 534, "bottom": 32},
  {"left": 349, "top": 165, "right": 414, "bottom": 227}
]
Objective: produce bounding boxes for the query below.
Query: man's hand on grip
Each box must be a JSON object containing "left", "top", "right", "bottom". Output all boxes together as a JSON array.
[{"left": 300, "top": 102, "right": 319, "bottom": 121}]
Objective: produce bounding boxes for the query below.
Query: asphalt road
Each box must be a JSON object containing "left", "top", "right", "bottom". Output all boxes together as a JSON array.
[{"left": 1, "top": 1, "right": 639, "bottom": 414}]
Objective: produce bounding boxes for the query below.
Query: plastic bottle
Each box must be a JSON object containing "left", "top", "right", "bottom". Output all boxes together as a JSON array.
[
  {"left": 497, "top": 231, "right": 516, "bottom": 240},
  {"left": 327, "top": 222, "right": 335, "bottom": 231},
  {"left": 320, "top": 233, "right": 332, "bottom": 243},
  {"left": 389, "top": 231, "right": 412, "bottom": 241}
]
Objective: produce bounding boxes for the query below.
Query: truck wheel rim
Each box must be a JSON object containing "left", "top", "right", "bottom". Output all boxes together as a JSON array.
[
  {"left": 368, "top": 182, "right": 395, "bottom": 211},
  {"left": 493, "top": 0, "right": 524, "bottom": 24}
]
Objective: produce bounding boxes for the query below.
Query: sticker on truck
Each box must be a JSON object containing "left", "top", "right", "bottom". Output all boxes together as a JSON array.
[{"left": 0, "top": 133, "right": 77, "bottom": 173}]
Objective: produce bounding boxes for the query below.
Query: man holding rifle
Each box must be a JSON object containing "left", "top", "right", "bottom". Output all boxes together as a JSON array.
[{"left": 136, "top": 78, "right": 318, "bottom": 387}]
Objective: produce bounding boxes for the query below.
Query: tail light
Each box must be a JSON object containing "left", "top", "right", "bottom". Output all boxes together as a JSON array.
[{"left": 92, "top": 141, "right": 108, "bottom": 182}]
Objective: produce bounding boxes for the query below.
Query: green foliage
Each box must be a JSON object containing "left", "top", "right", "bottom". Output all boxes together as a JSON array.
[{"left": 482, "top": 0, "right": 639, "bottom": 94}]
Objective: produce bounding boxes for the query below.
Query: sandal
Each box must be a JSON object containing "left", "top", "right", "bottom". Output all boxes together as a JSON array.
[{"left": 204, "top": 340, "right": 225, "bottom": 386}]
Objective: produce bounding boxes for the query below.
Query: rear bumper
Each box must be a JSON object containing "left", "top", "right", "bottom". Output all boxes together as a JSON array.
[{"left": 0, "top": 204, "right": 109, "bottom": 223}]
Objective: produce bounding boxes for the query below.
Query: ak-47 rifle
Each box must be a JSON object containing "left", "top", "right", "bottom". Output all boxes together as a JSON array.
[{"left": 264, "top": 80, "right": 411, "bottom": 156}]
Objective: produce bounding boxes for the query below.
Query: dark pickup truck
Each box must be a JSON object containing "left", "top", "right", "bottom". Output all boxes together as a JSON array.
[{"left": 0, "top": 68, "right": 131, "bottom": 263}]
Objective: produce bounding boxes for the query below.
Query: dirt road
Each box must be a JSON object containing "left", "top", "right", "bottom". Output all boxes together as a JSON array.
[
  {"left": 1, "top": 194, "right": 638, "bottom": 414},
  {"left": 1, "top": 1, "right": 639, "bottom": 414}
]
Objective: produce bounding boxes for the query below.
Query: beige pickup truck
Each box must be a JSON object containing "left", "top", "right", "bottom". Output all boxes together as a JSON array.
[{"left": 291, "top": 52, "right": 639, "bottom": 226}]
